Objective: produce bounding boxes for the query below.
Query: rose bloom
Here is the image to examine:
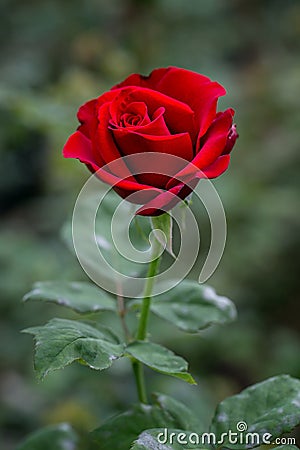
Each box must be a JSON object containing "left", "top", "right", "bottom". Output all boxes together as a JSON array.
[{"left": 63, "top": 67, "right": 238, "bottom": 215}]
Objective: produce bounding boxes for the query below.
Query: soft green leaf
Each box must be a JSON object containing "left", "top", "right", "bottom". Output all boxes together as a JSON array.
[
  {"left": 145, "top": 280, "right": 236, "bottom": 333},
  {"left": 153, "top": 393, "right": 203, "bottom": 433},
  {"left": 23, "top": 281, "right": 116, "bottom": 314},
  {"left": 273, "top": 446, "right": 299, "bottom": 450},
  {"left": 210, "top": 375, "right": 300, "bottom": 449},
  {"left": 131, "top": 428, "right": 205, "bottom": 449},
  {"left": 16, "top": 423, "right": 79, "bottom": 450},
  {"left": 23, "top": 318, "right": 124, "bottom": 379},
  {"left": 89, "top": 394, "right": 199, "bottom": 450},
  {"left": 126, "top": 341, "right": 196, "bottom": 384},
  {"left": 151, "top": 213, "right": 174, "bottom": 257}
]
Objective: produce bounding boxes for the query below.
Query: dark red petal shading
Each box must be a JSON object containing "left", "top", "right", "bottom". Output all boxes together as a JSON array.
[
  {"left": 63, "top": 141, "right": 161, "bottom": 198},
  {"left": 134, "top": 154, "right": 230, "bottom": 216},
  {"left": 194, "top": 108, "right": 234, "bottom": 165},
  {"left": 152, "top": 68, "right": 226, "bottom": 137},
  {"left": 112, "top": 129, "right": 193, "bottom": 159},
  {"left": 77, "top": 100, "right": 97, "bottom": 139},
  {"left": 112, "top": 131, "right": 193, "bottom": 188},
  {"left": 166, "top": 109, "right": 234, "bottom": 189},
  {"left": 77, "top": 91, "right": 117, "bottom": 139},
  {"left": 111, "top": 106, "right": 170, "bottom": 136},
  {"left": 135, "top": 180, "right": 199, "bottom": 216},
  {"left": 197, "top": 155, "right": 231, "bottom": 179},
  {"left": 223, "top": 123, "right": 238, "bottom": 154},
  {"left": 63, "top": 128, "right": 165, "bottom": 199},
  {"left": 119, "top": 102, "right": 151, "bottom": 128},
  {"left": 63, "top": 131, "right": 97, "bottom": 166},
  {"left": 95, "top": 103, "right": 137, "bottom": 181}
]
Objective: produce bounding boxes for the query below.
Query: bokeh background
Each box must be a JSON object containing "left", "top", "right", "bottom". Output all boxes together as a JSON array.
[{"left": 1, "top": 0, "right": 300, "bottom": 448}]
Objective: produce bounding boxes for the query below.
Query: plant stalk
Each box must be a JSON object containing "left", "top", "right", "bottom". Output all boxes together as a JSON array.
[{"left": 132, "top": 237, "right": 162, "bottom": 403}]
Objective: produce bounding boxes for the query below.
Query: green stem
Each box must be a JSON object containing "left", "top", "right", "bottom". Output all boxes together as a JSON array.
[
  {"left": 132, "top": 237, "right": 162, "bottom": 403},
  {"left": 132, "top": 359, "right": 148, "bottom": 404},
  {"left": 117, "top": 293, "right": 131, "bottom": 342},
  {"left": 136, "top": 238, "right": 161, "bottom": 340}
]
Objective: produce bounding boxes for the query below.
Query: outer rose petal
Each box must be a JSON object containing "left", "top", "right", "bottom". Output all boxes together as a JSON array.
[
  {"left": 63, "top": 127, "right": 161, "bottom": 200},
  {"left": 113, "top": 67, "right": 173, "bottom": 90},
  {"left": 63, "top": 130, "right": 164, "bottom": 199},
  {"left": 194, "top": 108, "right": 234, "bottom": 166},
  {"left": 166, "top": 108, "right": 234, "bottom": 189},
  {"left": 111, "top": 131, "right": 193, "bottom": 188},
  {"left": 198, "top": 155, "right": 231, "bottom": 179},
  {"left": 136, "top": 179, "right": 199, "bottom": 216},
  {"left": 153, "top": 69, "right": 226, "bottom": 137},
  {"left": 134, "top": 155, "right": 230, "bottom": 217},
  {"left": 63, "top": 130, "right": 97, "bottom": 166},
  {"left": 223, "top": 123, "right": 238, "bottom": 154},
  {"left": 77, "top": 91, "right": 117, "bottom": 139},
  {"left": 64, "top": 132, "right": 132, "bottom": 193},
  {"left": 77, "top": 99, "right": 97, "bottom": 139},
  {"left": 113, "top": 67, "right": 226, "bottom": 137}
]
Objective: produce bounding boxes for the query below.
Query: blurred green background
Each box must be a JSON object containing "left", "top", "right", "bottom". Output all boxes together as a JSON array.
[{"left": 1, "top": 0, "right": 300, "bottom": 448}]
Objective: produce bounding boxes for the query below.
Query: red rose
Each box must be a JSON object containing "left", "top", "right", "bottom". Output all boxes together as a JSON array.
[{"left": 63, "top": 67, "right": 238, "bottom": 216}]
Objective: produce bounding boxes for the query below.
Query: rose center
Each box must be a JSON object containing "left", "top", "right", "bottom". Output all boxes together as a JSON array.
[{"left": 120, "top": 112, "right": 143, "bottom": 127}]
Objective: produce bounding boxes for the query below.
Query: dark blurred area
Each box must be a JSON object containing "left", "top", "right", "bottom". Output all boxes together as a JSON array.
[{"left": 1, "top": 0, "right": 300, "bottom": 448}]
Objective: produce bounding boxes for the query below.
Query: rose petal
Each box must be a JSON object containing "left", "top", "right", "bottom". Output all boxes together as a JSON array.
[
  {"left": 110, "top": 87, "right": 196, "bottom": 141},
  {"left": 119, "top": 102, "right": 151, "bottom": 127},
  {"left": 112, "top": 67, "right": 172, "bottom": 90},
  {"left": 111, "top": 131, "right": 192, "bottom": 188},
  {"left": 134, "top": 154, "right": 230, "bottom": 217},
  {"left": 135, "top": 181, "right": 198, "bottom": 216},
  {"left": 77, "top": 91, "right": 117, "bottom": 138},
  {"left": 195, "top": 108, "right": 234, "bottom": 165},
  {"left": 111, "top": 106, "right": 170, "bottom": 136},
  {"left": 223, "top": 123, "right": 238, "bottom": 154},
  {"left": 197, "top": 155, "right": 231, "bottom": 179},
  {"left": 113, "top": 129, "right": 192, "bottom": 158},
  {"left": 95, "top": 103, "right": 137, "bottom": 181},
  {"left": 112, "top": 130, "right": 193, "bottom": 183},
  {"left": 63, "top": 130, "right": 97, "bottom": 164},
  {"left": 166, "top": 109, "right": 234, "bottom": 189},
  {"left": 63, "top": 136, "right": 163, "bottom": 198},
  {"left": 155, "top": 71, "right": 226, "bottom": 137},
  {"left": 113, "top": 67, "right": 226, "bottom": 138}
]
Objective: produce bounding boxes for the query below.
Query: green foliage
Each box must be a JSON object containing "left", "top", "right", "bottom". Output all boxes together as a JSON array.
[
  {"left": 150, "top": 280, "right": 237, "bottom": 333},
  {"left": 23, "top": 281, "right": 116, "bottom": 314},
  {"left": 15, "top": 423, "right": 80, "bottom": 450},
  {"left": 89, "top": 393, "right": 200, "bottom": 450},
  {"left": 273, "top": 446, "right": 299, "bottom": 450},
  {"left": 89, "top": 375, "right": 300, "bottom": 449},
  {"left": 210, "top": 375, "right": 300, "bottom": 449},
  {"left": 130, "top": 429, "right": 202, "bottom": 450},
  {"left": 126, "top": 341, "right": 196, "bottom": 384},
  {"left": 23, "top": 319, "right": 124, "bottom": 379}
]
